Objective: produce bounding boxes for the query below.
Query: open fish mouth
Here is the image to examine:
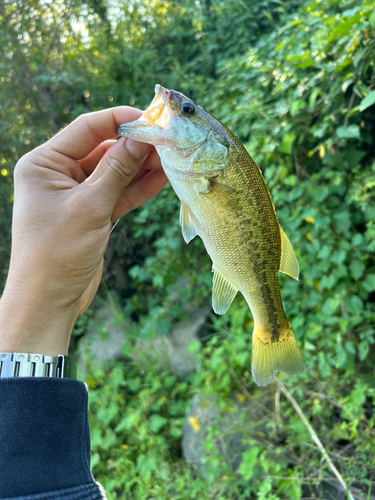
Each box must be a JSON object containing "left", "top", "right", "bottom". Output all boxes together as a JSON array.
[
  {"left": 142, "top": 84, "right": 190, "bottom": 128},
  {"left": 117, "top": 84, "right": 189, "bottom": 134},
  {"left": 141, "top": 84, "right": 167, "bottom": 125},
  {"left": 117, "top": 85, "right": 173, "bottom": 140}
]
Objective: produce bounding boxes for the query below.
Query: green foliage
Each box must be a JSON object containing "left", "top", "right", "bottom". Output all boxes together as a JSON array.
[
  {"left": 2, "top": 0, "right": 375, "bottom": 497},
  {"left": 86, "top": 360, "right": 207, "bottom": 499}
]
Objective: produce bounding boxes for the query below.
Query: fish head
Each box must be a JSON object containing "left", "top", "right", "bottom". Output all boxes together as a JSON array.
[{"left": 117, "top": 84, "right": 229, "bottom": 173}]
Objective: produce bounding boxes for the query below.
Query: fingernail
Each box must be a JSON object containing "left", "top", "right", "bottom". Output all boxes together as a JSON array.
[{"left": 125, "top": 138, "right": 152, "bottom": 160}]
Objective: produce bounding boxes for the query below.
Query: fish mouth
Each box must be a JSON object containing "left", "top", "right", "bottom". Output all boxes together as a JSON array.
[
  {"left": 143, "top": 84, "right": 186, "bottom": 124},
  {"left": 117, "top": 84, "right": 175, "bottom": 140},
  {"left": 142, "top": 85, "right": 166, "bottom": 125}
]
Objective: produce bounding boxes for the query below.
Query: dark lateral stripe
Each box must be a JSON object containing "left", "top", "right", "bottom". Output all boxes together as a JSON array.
[{"left": 233, "top": 206, "right": 283, "bottom": 342}]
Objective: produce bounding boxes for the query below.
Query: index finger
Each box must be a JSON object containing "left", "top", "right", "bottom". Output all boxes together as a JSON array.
[{"left": 47, "top": 106, "right": 143, "bottom": 160}]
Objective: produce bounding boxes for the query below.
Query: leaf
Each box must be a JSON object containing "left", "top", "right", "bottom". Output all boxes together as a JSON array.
[
  {"left": 127, "top": 377, "right": 141, "bottom": 392},
  {"left": 327, "top": 13, "right": 361, "bottom": 42},
  {"left": 358, "top": 91, "right": 375, "bottom": 112},
  {"left": 342, "top": 77, "right": 353, "bottom": 93},
  {"left": 170, "top": 427, "right": 183, "bottom": 438},
  {"left": 358, "top": 340, "right": 369, "bottom": 361},
  {"left": 345, "top": 340, "right": 356, "bottom": 355},
  {"left": 309, "top": 87, "right": 320, "bottom": 107},
  {"left": 331, "top": 249, "right": 346, "bottom": 265},
  {"left": 320, "top": 275, "right": 336, "bottom": 291},
  {"left": 290, "top": 99, "right": 306, "bottom": 117},
  {"left": 149, "top": 414, "right": 168, "bottom": 433},
  {"left": 322, "top": 296, "right": 339, "bottom": 314},
  {"left": 349, "top": 260, "right": 365, "bottom": 281},
  {"left": 137, "top": 454, "right": 158, "bottom": 479},
  {"left": 336, "top": 349, "right": 347, "bottom": 368},
  {"left": 343, "top": 148, "right": 367, "bottom": 168},
  {"left": 236, "top": 351, "right": 248, "bottom": 367},
  {"left": 313, "top": 186, "right": 330, "bottom": 202},
  {"left": 362, "top": 274, "right": 375, "bottom": 292},
  {"left": 278, "top": 133, "right": 296, "bottom": 155},
  {"left": 352, "top": 233, "right": 364, "bottom": 246},
  {"left": 238, "top": 446, "right": 261, "bottom": 480},
  {"left": 318, "top": 245, "right": 330, "bottom": 259},
  {"left": 351, "top": 295, "right": 363, "bottom": 310},
  {"left": 187, "top": 341, "right": 201, "bottom": 353},
  {"left": 354, "top": 47, "right": 367, "bottom": 68},
  {"left": 312, "top": 124, "right": 328, "bottom": 138},
  {"left": 336, "top": 125, "right": 360, "bottom": 139}
]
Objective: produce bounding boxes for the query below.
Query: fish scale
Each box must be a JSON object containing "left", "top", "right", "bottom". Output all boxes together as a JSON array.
[{"left": 118, "top": 84, "right": 305, "bottom": 386}]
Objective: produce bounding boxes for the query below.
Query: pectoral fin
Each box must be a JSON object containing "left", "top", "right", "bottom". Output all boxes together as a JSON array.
[
  {"left": 199, "top": 178, "right": 237, "bottom": 208},
  {"left": 212, "top": 266, "right": 238, "bottom": 314},
  {"left": 180, "top": 203, "right": 199, "bottom": 244},
  {"left": 279, "top": 227, "right": 299, "bottom": 281}
]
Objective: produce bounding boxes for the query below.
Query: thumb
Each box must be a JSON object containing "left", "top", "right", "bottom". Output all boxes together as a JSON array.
[{"left": 85, "top": 137, "right": 153, "bottom": 207}]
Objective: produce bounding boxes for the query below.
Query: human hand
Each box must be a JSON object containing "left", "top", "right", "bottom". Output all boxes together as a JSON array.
[{"left": 0, "top": 107, "right": 167, "bottom": 355}]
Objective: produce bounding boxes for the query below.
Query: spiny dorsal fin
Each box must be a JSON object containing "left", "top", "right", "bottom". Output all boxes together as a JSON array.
[
  {"left": 212, "top": 266, "right": 238, "bottom": 314},
  {"left": 279, "top": 227, "right": 299, "bottom": 281},
  {"left": 180, "top": 203, "right": 198, "bottom": 244}
]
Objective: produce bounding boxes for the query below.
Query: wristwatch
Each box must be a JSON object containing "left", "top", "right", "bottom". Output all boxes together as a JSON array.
[{"left": 0, "top": 352, "right": 77, "bottom": 379}]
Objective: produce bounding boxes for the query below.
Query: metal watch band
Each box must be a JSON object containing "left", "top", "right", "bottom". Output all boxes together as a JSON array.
[{"left": 0, "top": 352, "right": 77, "bottom": 379}]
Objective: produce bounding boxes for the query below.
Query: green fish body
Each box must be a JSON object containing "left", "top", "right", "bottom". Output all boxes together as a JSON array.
[{"left": 118, "top": 85, "right": 305, "bottom": 386}]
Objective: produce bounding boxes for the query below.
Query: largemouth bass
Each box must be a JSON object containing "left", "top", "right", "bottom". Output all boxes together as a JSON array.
[{"left": 118, "top": 85, "right": 305, "bottom": 386}]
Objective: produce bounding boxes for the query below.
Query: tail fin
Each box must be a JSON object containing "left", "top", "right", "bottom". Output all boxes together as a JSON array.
[{"left": 251, "top": 323, "right": 305, "bottom": 386}]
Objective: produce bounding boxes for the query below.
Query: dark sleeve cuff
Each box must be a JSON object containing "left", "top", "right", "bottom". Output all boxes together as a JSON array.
[{"left": 0, "top": 378, "right": 98, "bottom": 498}]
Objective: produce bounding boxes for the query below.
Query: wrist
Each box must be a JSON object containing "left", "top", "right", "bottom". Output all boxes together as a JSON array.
[{"left": 0, "top": 282, "right": 78, "bottom": 355}]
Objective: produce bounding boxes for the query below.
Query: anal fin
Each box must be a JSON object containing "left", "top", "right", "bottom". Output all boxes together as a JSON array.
[
  {"left": 279, "top": 227, "right": 299, "bottom": 280},
  {"left": 180, "top": 203, "right": 199, "bottom": 244},
  {"left": 212, "top": 266, "right": 238, "bottom": 314}
]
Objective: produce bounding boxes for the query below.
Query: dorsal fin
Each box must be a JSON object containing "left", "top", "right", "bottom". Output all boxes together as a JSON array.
[
  {"left": 180, "top": 203, "right": 198, "bottom": 244},
  {"left": 279, "top": 227, "right": 299, "bottom": 280},
  {"left": 212, "top": 266, "right": 238, "bottom": 314}
]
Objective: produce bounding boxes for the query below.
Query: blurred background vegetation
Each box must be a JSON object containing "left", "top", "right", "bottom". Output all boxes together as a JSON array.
[{"left": 1, "top": 0, "right": 375, "bottom": 498}]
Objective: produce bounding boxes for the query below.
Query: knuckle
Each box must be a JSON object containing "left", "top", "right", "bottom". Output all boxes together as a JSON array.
[
  {"left": 13, "top": 155, "right": 28, "bottom": 179},
  {"left": 106, "top": 155, "right": 135, "bottom": 184},
  {"left": 14, "top": 146, "right": 60, "bottom": 183},
  {"left": 13, "top": 151, "right": 38, "bottom": 182}
]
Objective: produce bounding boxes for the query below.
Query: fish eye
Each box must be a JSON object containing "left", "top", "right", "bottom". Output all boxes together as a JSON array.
[{"left": 180, "top": 101, "right": 195, "bottom": 116}]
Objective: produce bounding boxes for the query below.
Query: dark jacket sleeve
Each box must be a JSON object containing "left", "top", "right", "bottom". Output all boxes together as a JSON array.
[{"left": 0, "top": 378, "right": 106, "bottom": 500}]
